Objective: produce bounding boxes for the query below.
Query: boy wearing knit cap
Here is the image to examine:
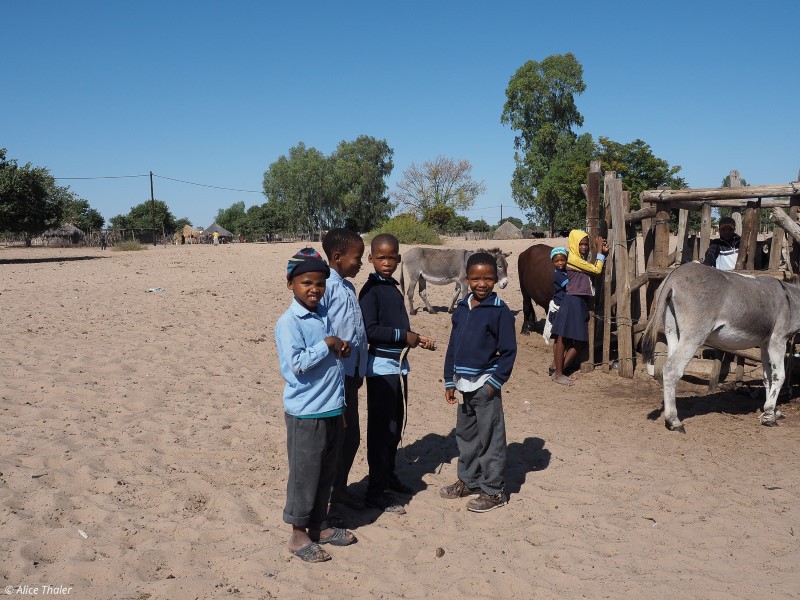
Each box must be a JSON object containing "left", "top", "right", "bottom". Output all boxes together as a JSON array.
[{"left": 274, "top": 248, "right": 357, "bottom": 563}]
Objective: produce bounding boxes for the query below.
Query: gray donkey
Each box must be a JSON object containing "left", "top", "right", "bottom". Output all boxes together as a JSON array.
[
  {"left": 642, "top": 262, "right": 800, "bottom": 432},
  {"left": 400, "top": 247, "right": 511, "bottom": 315}
]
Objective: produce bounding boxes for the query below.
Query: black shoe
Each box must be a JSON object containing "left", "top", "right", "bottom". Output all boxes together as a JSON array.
[
  {"left": 386, "top": 476, "right": 414, "bottom": 495},
  {"left": 365, "top": 491, "right": 406, "bottom": 514}
]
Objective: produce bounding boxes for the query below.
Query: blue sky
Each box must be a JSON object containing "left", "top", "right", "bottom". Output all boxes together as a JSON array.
[{"left": 2, "top": 1, "right": 798, "bottom": 229}]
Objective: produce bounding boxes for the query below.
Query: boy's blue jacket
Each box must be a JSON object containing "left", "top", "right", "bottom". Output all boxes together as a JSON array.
[
  {"left": 275, "top": 300, "right": 345, "bottom": 416},
  {"left": 443, "top": 292, "right": 517, "bottom": 390}
]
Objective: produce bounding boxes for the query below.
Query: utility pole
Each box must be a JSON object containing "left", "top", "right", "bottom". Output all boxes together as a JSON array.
[
  {"left": 500, "top": 204, "right": 503, "bottom": 222},
  {"left": 149, "top": 171, "right": 157, "bottom": 246}
]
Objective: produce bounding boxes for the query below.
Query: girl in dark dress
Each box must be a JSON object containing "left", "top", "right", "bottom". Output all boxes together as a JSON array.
[{"left": 551, "top": 230, "right": 608, "bottom": 385}]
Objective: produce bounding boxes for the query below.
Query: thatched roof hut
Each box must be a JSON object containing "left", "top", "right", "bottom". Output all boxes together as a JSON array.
[
  {"left": 42, "top": 223, "right": 85, "bottom": 244},
  {"left": 493, "top": 220, "right": 522, "bottom": 240}
]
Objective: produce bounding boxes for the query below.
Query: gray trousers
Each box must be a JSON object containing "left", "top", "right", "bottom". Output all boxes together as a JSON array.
[
  {"left": 456, "top": 385, "right": 506, "bottom": 495},
  {"left": 283, "top": 413, "right": 341, "bottom": 529}
]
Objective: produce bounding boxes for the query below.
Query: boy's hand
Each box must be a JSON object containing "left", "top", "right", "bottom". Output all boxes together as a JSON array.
[
  {"left": 445, "top": 389, "right": 457, "bottom": 405},
  {"left": 483, "top": 382, "right": 498, "bottom": 395},
  {"left": 324, "top": 336, "right": 350, "bottom": 358},
  {"left": 418, "top": 335, "right": 436, "bottom": 351},
  {"left": 594, "top": 236, "right": 607, "bottom": 253},
  {"left": 406, "top": 331, "right": 420, "bottom": 348}
]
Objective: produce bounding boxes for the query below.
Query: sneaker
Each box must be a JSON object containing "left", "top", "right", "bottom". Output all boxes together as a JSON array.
[
  {"left": 439, "top": 480, "right": 480, "bottom": 499},
  {"left": 386, "top": 475, "right": 414, "bottom": 495},
  {"left": 466, "top": 491, "right": 507, "bottom": 513},
  {"left": 365, "top": 491, "right": 407, "bottom": 514}
]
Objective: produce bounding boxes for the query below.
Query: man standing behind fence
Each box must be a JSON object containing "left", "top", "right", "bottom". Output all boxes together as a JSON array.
[{"left": 703, "top": 216, "right": 740, "bottom": 270}]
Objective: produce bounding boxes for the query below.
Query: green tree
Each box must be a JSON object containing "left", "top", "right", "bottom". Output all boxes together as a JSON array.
[
  {"left": 392, "top": 156, "right": 485, "bottom": 219},
  {"left": 174, "top": 217, "right": 193, "bottom": 231},
  {"left": 470, "top": 218, "right": 491, "bottom": 232},
  {"left": 595, "top": 137, "right": 686, "bottom": 212},
  {"left": 263, "top": 143, "right": 338, "bottom": 236},
  {"left": 0, "top": 149, "right": 66, "bottom": 245},
  {"left": 502, "top": 53, "right": 586, "bottom": 235},
  {"left": 64, "top": 196, "right": 104, "bottom": 231},
  {"left": 332, "top": 136, "right": 394, "bottom": 232},
  {"left": 109, "top": 199, "right": 178, "bottom": 234},
  {"left": 215, "top": 201, "right": 247, "bottom": 235}
]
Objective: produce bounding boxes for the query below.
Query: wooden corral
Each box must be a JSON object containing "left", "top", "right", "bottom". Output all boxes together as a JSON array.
[{"left": 582, "top": 166, "right": 800, "bottom": 387}]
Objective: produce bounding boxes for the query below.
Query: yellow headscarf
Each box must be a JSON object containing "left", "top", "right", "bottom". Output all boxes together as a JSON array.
[{"left": 566, "top": 229, "right": 605, "bottom": 275}]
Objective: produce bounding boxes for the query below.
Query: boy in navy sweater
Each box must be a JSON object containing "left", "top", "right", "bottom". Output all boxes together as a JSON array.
[
  {"left": 359, "top": 234, "right": 435, "bottom": 513},
  {"left": 440, "top": 252, "right": 517, "bottom": 512}
]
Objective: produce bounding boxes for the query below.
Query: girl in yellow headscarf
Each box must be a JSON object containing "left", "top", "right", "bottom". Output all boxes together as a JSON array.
[{"left": 549, "top": 230, "right": 608, "bottom": 385}]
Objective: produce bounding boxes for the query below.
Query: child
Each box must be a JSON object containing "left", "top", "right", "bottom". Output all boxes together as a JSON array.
[
  {"left": 440, "top": 252, "right": 517, "bottom": 513},
  {"left": 359, "top": 233, "right": 434, "bottom": 513},
  {"left": 320, "top": 229, "right": 368, "bottom": 516},
  {"left": 543, "top": 246, "right": 568, "bottom": 346},
  {"left": 274, "top": 248, "right": 357, "bottom": 563},
  {"left": 550, "top": 230, "right": 608, "bottom": 386}
]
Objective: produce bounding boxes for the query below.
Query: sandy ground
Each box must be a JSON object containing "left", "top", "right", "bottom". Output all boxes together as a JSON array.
[{"left": 1, "top": 238, "right": 799, "bottom": 600}]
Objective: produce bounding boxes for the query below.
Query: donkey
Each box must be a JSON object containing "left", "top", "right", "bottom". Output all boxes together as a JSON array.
[
  {"left": 400, "top": 247, "right": 511, "bottom": 315},
  {"left": 642, "top": 262, "right": 800, "bottom": 432}
]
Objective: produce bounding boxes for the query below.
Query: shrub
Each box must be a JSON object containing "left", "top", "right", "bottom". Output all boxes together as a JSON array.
[
  {"left": 112, "top": 241, "right": 147, "bottom": 252},
  {"left": 365, "top": 214, "right": 442, "bottom": 245}
]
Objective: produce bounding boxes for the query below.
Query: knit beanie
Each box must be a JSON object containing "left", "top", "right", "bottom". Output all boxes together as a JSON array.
[{"left": 286, "top": 247, "right": 330, "bottom": 280}]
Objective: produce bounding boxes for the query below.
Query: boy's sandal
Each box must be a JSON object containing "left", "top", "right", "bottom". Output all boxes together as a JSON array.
[
  {"left": 292, "top": 543, "right": 331, "bottom": 563},
  {"left": 318, "top": 527, "right": 357, "bottom": 547}
]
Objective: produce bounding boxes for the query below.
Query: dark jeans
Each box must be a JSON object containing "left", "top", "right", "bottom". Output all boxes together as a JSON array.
[
  {"left": 456, "top": 384, "right": 506, "bottom": 495},
  {"left": 283, "top": 412, "right": 341, "bottom": 529},
  {"left": 332, "top": 375, "right": 361, "bottom": 495},
  {"left": 366, "top": 374, "right": 405, "bottom": 495}
]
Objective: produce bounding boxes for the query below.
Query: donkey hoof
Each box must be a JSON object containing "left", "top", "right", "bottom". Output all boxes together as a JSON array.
[
  {"left": 666, "top": 421, "right": 686, "bottom": 434},
  {"left": 520, "top": 329, "right": 530, "bottom": 336},
  {"left": 760, "top": 413, "right": 778, "bottom": 427},
  {"left": 410, "top": 309, "right": 418, "bottom": 316}
]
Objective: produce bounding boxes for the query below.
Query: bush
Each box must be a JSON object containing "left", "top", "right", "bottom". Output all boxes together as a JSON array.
[
  {"left": 365, "top": 214, "right": 442, "bottom": 245},
  {"left": 112, "top": 241, "right": 147, "bottom": 252}
]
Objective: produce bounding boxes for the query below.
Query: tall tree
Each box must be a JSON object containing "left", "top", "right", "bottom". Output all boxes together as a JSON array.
[
  {"left": 215, "top": 201, "right": 247, "bottom": 234},
  {"left": 502, "top": 53, "right": 586, "bottom": 235},
  {"left": 263, "top": 143, "right": 337, "bottom": 236},
  {"left": 109, "top": 199, "right": 178, "bottom": 233},
  {"left": 391, "top": 156, "right": 485, "bottom": 225},
  {"left": 0, "top": 149, "right": 66, "bottom": 245},
  {"left": 64, "top": 196, "right": 105, "bottom": 231},
  {"left": 595, "top": 137, "right": 686, "bottom": 212},
  {"left": 332, "top": 135, "right": 394, "bottom": 232}
]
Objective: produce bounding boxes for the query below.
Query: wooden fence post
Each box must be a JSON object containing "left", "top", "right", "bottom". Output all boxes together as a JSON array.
[
  {"left": 602, "top": 172, "right": 616, "bottom": 373},
  {"left": 611, "top": 178, "right": 634, "bottom": 377}
]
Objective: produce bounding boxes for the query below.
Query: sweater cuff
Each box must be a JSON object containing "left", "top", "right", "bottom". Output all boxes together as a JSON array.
[
  {"left": 596, "top": 253, "right": 606, "bottom": 262},
  {"left": 444, "top": 380, "right": 456, "bottom": 390},
  {"left": 486, "top": 375, "right": 505, "bottom": 389}
]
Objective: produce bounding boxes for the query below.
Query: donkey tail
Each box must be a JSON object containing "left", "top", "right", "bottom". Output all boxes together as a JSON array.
[
  {"left": 399, "top": 263, "right": 405, "bottom": 294},
  {"left": 641, "top": 278, "right": 673, "bottom": 364}
]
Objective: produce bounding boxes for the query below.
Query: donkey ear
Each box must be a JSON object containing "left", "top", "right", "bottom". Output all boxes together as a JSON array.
[{"left": 503, "top": 251, "right": 512, "bottom": 257}]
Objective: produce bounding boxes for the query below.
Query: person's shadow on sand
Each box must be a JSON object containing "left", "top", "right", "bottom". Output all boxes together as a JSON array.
[{"left": 341, "top": 432, "right": 550, "bottom": 527}]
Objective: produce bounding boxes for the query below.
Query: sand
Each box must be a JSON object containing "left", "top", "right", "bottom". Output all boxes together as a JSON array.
[{"left": 1, "top": 238, "right": 799, "bottom": 600}]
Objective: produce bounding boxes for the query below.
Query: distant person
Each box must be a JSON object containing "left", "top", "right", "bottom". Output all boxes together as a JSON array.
[
  {"left": 320, "top": 228, "right": 368, "bottom": 523},
  {"left": 213, "top": 231, "right": 220, "bottom": 246},
  {"left": 99, "top": 232, "right": 107, "bottom": 250},
  {"left": 359, "top": 233, "right": 435, "bottom": 513},
  {"left": 440, "top": 252, "right": 517, "bottom": 513},
  {"left": 274, "top": 247, "right": 357, "bottom": 563},
  {"left": 545, "top": 246, "right": 568, "bottom": 367},
  {"left": 703, "top": 216, "right": 741, "bottom": 270}
]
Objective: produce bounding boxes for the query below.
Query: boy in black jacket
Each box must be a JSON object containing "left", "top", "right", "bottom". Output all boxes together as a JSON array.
[
  {"left": 440, "top": 252, "right": 517, "bottom": 512},
  {"left": 359, "top": 233, "right": 435, "bottom": 513}
]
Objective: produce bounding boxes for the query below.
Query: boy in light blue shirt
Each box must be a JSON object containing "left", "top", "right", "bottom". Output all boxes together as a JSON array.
[
  {"left": 274, "top": 248, "right": 357, "bottom": 563},
  {"left": 320, "top": 229, "right": 368, "bottom": 516}
]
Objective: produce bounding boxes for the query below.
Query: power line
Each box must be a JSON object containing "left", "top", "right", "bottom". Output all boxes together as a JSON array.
[
  {"left": 55, "top": 174, "right": 149, "bottom": 180},
  {"left": 152, "top": 174, "right": 262, "bottom": 194}
]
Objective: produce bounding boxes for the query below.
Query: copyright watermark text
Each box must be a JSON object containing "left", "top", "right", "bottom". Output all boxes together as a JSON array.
[{"left": 4, "top": 585, "right": 72, "bottom": 595}]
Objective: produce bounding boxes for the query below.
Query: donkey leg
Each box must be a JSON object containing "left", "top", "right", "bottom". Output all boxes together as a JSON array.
[
  {"left": 661, "top": 323, "right": 702, "bottom": 432},
  {"left": 407, "top": 273, "right": 418, "bottom": 315},
  {"left": 447, "top": 282, "right": 462, "bottom": 313},
  {"left": 760, "top": 344, "right": 786, "bottom": 426},
  {"left": 520, "top": 293, "right": 533, "bottom": 335},
  {"left": 419, "top": 277, "right": 436, "bottom": 314}
]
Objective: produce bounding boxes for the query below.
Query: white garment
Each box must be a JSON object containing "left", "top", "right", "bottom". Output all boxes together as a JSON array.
[{"left": 542, "top": 300, "right": 559, "bottom": 345}]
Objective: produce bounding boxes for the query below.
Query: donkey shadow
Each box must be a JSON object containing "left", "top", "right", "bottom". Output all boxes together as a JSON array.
[{"left": 646, "top": 380, "right": 798, "bottom": 424}]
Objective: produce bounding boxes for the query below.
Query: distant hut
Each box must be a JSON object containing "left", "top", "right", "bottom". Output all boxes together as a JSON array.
[
  {"left": 178, "top": 224, "right": 202, "bottom": 244},
  {"left": 42, "top": 223, "right": 85, "bottom": 245},
  {"left": 201, "top": 222, "right": 234, "bottom": 244},
  {"left": 493, "top": 220, "right": 522, "bottom": 240}
]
